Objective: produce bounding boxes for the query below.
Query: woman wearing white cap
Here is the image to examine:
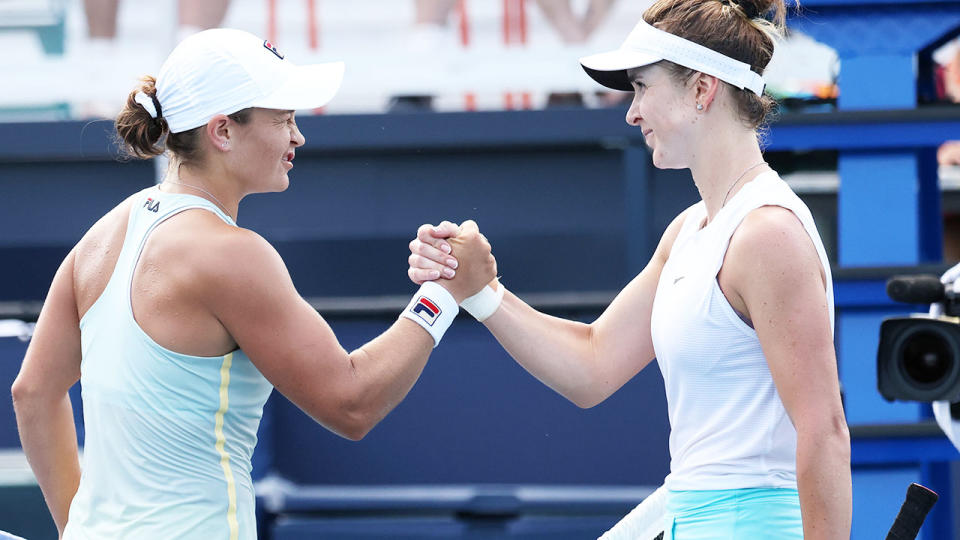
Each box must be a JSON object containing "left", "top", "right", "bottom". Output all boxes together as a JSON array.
[
  {"left": 12, "top": 28, "right": 495, "bottom": 539},
  {"left": 408, "top": 0, "right": 851, "bottom": 537}
]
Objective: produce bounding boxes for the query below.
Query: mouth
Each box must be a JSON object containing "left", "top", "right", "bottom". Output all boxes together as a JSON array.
[
  {"left": 283, "top": 151, "right": 295, "bottom": 169},
  {"left": 642, "top": 129, "right": 653, "bottom": 138}
]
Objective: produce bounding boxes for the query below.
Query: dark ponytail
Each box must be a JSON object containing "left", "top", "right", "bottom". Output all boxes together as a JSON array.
[
  {"left": 115, "top": 76, "right": 169, "bottom": 159},
  {"left": 729, "top": 0, "right": 785, "bottom": 28}
]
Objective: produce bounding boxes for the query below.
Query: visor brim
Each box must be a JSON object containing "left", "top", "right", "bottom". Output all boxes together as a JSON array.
[
  {"left": 252, "top": 61, "right": 345, "bottom": 111},
  {"left": 579, "top": 49, "right": 662, "bottom": 92}
]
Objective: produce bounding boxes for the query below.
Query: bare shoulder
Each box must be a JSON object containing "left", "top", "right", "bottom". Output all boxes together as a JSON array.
[
  {"left": 74, "top": 194, "right": 138, "bottom": 314},
  {"left": 730, "top": 205, "right": 814, "bottom": 258},
  {"left": 172, "top": 213, "right": 293, "bottom": 307},
  {"left": 174, "top": 211, "right": 287, "bottom": 284},
  {"left": 75, "top": 193, "right": 137, "bottom": 254},
  {"left": 726, "top": 205, "right": 825, "bottom": 289}
]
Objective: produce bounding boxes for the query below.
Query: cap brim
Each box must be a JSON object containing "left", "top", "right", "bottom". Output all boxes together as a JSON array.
[
  {"left": 579, "top": 49, "right": 661, "bottom": 92},
  {"left": 252, "top": 61, "right": 345, "bottom": 111}
]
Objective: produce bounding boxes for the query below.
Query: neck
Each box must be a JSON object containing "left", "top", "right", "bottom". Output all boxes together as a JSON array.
[
  {"left": 689, "top": 128, "right": 766, "bottom": 222},
  {"left": 163, "top": 161, "right": 240, "bottom": 221}
]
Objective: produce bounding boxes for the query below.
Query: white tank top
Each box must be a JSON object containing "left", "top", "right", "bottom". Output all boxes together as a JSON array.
[
  {"left": 64, "top": 186, "right": 274, "bottom": 539},
  {"left": 650, "top": 171, "right": 834, "bottom": 491}
]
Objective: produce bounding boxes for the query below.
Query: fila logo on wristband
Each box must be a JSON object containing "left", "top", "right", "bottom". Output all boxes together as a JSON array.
[
  {"left": 401, "top": 282, "right": 458, "bottom": 348},
  {"left": 411, "top": 296, "right": 441, "bottom": 325}
]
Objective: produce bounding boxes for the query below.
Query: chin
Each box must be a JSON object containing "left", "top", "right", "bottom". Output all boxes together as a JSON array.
[
  {"left": 651, "top": 151, "right": 685, "bottom": 171},
  {"left": 272, "top": 174, "right": 291, "bottom": 192}
]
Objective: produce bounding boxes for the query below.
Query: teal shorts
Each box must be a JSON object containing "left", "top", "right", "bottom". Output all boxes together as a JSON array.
[{"left": 664, "top": 488, "right": 802, "bottom": 539}]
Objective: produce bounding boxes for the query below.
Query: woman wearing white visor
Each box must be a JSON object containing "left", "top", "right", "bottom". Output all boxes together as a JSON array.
[
  {"left": 408, "top": 0, "right": 851, "bottom": 537},
  {"left": 13, "top": 28, "right": 496, "bottom": 539}
]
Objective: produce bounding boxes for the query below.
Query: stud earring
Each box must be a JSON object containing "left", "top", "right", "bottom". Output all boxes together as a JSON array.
[
  {"left": 696, "top": 103, "right": 704, "bottom": 111},
  {"left": 222, "top": 142, "right": 228, "bottom": 149}
]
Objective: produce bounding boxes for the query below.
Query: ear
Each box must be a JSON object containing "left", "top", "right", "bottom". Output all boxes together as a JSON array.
[
  {"left": 204, "top": 115, "right": 232, "bottom": 152},
  {"left": 692, "top": 72, "right": 722, "bottom": 112}
]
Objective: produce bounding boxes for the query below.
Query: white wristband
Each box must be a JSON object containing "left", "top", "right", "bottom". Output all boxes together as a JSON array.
[
  {"left": 460, "top": 283, "right": 505, "bottom": 322},
  {"left": 401, "top": 281, "right": 459, "bottom": 347}
]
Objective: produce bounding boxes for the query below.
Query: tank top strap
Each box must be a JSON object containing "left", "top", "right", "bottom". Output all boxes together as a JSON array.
[
  {"left": 704, "top": 172, "right": 792, "bottom": 274},
  {"left": 112, "top": 186, "right": 238, "bottom": 307},
  {"left": 710, "top": 171, "right": 835, "bottom": 330}
]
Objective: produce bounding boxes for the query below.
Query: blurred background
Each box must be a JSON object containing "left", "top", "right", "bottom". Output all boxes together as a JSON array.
[{"left": 1, "top": 0, "right": 959, "bottom": 539}]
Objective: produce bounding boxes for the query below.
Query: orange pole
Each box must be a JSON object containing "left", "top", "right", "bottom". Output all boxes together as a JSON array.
[
  {"left": 267, "top": 0, "right": 277, "bottom": 43},
  {"left": 521, "top": 91, "right": 532, "bottom": 109},
  {"left": 307, "top": 0, "right": 319, "bottom": 50},
  {"left": 502, "top": 0, "right": 510, "bottom": 44},
  {"left": 518, "top": 0, "right": 527, "bottom": 44},
  {"left": 458, "top": 0, "right": 470, "bottom": 47}
]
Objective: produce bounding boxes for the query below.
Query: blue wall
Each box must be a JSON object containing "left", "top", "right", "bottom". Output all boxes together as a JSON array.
[{"left": 2, "top": 106, "right": 960, "bottom": 538}]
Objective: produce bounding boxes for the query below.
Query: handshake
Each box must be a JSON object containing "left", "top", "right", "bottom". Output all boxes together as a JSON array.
[{"left": 406, "top": 220, "right": 498, "bottom": 307}]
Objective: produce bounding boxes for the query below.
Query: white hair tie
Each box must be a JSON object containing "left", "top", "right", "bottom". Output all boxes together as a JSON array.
[{"left": 134, "top": 91, "right": 161, "bottom": 119}]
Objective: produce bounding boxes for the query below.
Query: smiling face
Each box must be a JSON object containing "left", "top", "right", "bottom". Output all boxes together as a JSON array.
[
  {"left": 227, "top": 108, "right": 305, "bottom": 193},
  {"left": 624, "top": 63, "right": 699, "bottom": 170}
]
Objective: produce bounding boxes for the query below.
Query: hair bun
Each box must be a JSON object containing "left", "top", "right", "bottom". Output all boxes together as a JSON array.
[{"left": 729, "top": 0, "right": 774, "bottom": 19}]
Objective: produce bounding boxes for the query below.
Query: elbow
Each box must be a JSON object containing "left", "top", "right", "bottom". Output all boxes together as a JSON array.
[
  {"left": 572, "top": 392, "right": 603, "bottom": 409},
  {"left": 336, "top": 413, "right": 375, "bottom": 442},
  {"left": 329, "top": 396, "right": 380, "bottom": 442},
  {"left": 798, "top": 412, "right": 850, "bottom": 454},
  {"left": 569, "top": 382, "right": 612, "bottom": 409},
  {"left": 338, "top": 426, "right": 371, "bottom": 442},
  {"left": 10, "top": 374, "right": 35, "bottom": 415},
  {"left": 569, "top": 326, "right": 609, "bottom": 409}
]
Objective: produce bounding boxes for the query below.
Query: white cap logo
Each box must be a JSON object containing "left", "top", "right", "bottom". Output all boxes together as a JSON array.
[{"left": 263, "top": 40, "right": 285, "bottom": 60}]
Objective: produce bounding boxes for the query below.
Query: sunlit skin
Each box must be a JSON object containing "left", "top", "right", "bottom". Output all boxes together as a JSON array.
[
  {"left": 624, "top": 64, "right": 700, "bottom": 170},
  {"left": 164, "top": 108, "right": 305, "bottom": 220}
]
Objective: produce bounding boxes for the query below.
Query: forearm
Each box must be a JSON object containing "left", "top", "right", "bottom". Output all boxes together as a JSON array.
[
  {"left": 483, "top": 290, "right": 602, "bottom": 407},
  {"left": 584, "top": 0, "right": 617, "bottom": 34},
  {"left": 534, "top": 0, "right": 586, "bottom": 42},
  {"left": 343, "top": 319, "right": 435, "bottom": 437},
  {"left": 796, "top": 428, "right": 851, "bottom": 540},
  {"left": 14, "top": 392, "right": 81, "bottom": 534}
]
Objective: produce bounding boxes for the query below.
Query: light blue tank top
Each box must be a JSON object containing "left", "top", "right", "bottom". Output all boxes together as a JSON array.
[{"left": 64, "top": 186, "right": 274, "bottom": 540}]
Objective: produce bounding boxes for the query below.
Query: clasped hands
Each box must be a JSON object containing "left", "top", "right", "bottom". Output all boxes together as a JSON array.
[{"left": 407, "top": 220, "right": 497, "bottom": 303}]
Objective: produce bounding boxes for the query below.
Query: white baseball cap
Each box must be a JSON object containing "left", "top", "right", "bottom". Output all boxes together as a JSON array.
[
  {"left": 147, "top": 28, "right": 344, "bottom": 133},
  {"left": 580, "top": 19, "right": 765, "bottom": 95}
]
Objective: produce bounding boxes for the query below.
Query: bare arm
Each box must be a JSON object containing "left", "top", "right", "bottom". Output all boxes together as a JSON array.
[
  {"left": 583, "top": 0, "right": 618, "bottom": 37},
  {"left": 726, "top": 206, "right": 851, "bottom": 540},
  {"left": 11, "top": 250, "right": 83, "bottom": 535},
  {"left": 534, "top": 0, "right": 587, "bottom": 43},
  {"left": 206, "top": 222, "right": 495, "bottom": 441},
  {"left": 409, "top": 211, "right": 688, "bottom": 408}
]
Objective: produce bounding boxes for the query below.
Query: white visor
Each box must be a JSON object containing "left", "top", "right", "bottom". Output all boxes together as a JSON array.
[{"left": 579, "top": 19, "right": 765, "bottom": 95}]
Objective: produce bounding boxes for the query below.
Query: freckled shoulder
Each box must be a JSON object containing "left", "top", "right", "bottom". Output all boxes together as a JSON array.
[{"left": 725, "top": 205, "right": 825, "bottom": 290}]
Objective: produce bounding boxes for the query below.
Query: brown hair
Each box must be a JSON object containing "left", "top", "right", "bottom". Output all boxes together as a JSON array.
[
  {"left": 115, "top": 76, "right": 252, "bottom": 162},
  {"left": 643, "top": 0, "right": 787, "bottom": 130}
]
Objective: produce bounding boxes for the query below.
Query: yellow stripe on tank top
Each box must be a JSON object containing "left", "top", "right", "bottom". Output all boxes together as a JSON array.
[{"left": 214, "top": 352, "right": 239, "bottom": 540}]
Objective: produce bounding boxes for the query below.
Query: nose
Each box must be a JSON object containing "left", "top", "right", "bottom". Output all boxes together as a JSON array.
[
  {"left": 291, "top": 122, "right": 305, "bottom": 147},
  {"left": 625, "top": 94, "right": 642, "bottom": 126}
]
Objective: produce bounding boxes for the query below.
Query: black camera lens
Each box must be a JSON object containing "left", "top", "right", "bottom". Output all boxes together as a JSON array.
[
  {"left": 900, "top": 330, "right": 952, "bottom": 387},
  {"left": 878, "top": 316, "right": 960, "bottom": 402}
]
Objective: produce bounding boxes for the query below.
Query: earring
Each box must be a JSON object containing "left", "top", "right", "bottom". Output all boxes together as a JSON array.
[
  {"left": 696, "top": 103, "right": 704, "bottom": 111},
  {"left": 222, "top": 142, "right": 228, "bottom": 149}
]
